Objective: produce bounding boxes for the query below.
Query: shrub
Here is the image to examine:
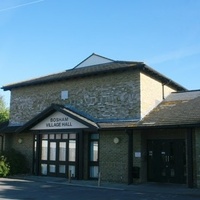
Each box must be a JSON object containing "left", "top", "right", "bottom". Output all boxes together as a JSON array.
[
  {"left": 0, "top": 155, "right": 10, "bottom": 177},
  {"left": 1, "top": 149, "right": 29, "bottom": 175}
]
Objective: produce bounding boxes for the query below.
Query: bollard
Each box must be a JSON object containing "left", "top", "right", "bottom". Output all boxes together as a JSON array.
[
  {"left": 68, "top": 170, "right": 72, "bottom": 183},
  {"left": 98, "top": 171, "right": 101, "bottom": 187}
]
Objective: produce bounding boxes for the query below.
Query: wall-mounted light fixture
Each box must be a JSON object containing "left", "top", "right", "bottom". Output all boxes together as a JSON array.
[
  {"left": 18, "top": 138, "right": 23, "bottom": 144},
  {"left": 113, "top": 137, "right": 119, "bottom": 144}
]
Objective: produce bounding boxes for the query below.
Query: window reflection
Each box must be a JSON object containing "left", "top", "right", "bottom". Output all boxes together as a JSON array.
[
  {"left": 49, "top": 134, "right": 54, "bottom": 139},
  {"left": 50, "top": 142, "right": 56, "bottom": 161},
  {"left": 69, "top": 165, "right": 75, "bottom": 177},
  {"left": 49, "top": 165, "right": 56, "bottom": 173},
  {"left": 90, "top": 166, "right": 99, "bottom": 178},
  {"left": 59, "top": 165, "right": 66, "bottom": 174},
  {"left": 41, "top": 141, "right": 48, "bottom": 160},
  {"left": 59, "top": 142, "right": 66, "bottom": 161},
  {"left": 90, "top": 141, "right": 98, "bottom": 162},
  {"left": 56, "top": 134, "right": 61, "bottom": 139},
  {"left": 41, "top": 164, "right": 47, "bottom": 175},
  {"left": 69, "top": 140, "right": 76, "bottom": 161}
]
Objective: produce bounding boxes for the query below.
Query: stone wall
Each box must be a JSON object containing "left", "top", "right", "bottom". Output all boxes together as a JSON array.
[
  {"left": 4, "top": 132, "right": 33, "bottom": 173},
  {"left": 99, "top": 130, "right": 129, "bottom": 183},
  {"left": 9, "top": 71, "right": 141, "bottom": 125},
  {"left": 10, "top": 70, "right": 177, "bottom": 126}
]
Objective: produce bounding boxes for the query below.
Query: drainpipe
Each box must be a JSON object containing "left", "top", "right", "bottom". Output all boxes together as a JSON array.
[
  {"left": 162, "top": 84, "right": 165, "bottom": 100},
  {"left": 162, "top": 80, "right": 172, "bottom": 99},
  {"left": 187, "top": 128, "right": 194, "bottom": 188},
  {"left": 126, "top": 129, "right": 133, "bottom": 185},
  {"left": 0, "top": 135, "right": 4, "bottom": 152}
]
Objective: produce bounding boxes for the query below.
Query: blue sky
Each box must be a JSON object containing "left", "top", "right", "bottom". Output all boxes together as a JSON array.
[{"left": 0, "top": 0, "right": 200, "bottom": 106}]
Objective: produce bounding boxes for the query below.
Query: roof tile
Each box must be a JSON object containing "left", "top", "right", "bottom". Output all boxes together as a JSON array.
[{"left": 139, "top": 90, "right": 200, "bottom": 127}]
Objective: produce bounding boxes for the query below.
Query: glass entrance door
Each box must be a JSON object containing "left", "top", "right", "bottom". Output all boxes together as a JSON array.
[
  {"left": 147, "top": 139, "right": 186, "bottom": 184},
  {"left": 39, "top": 133, "right": 77, "bottom": 178}
]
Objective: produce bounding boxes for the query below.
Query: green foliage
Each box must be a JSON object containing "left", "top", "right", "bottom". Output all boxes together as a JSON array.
[
  {"left": 0, "top": 155, "right": 10, "bottom": 177},
  {"left": 0, "top": 95, "right": 9, "bottom": 123},
  {"left": 1, "top": 149, "right": 29, "bottom": 175}
]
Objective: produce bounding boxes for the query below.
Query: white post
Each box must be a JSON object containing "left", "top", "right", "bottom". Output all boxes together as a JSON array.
[
  {"left": 98, "top": 171, "right": 101, "bottom": 187},
  {"left": 68, "top": 170, "right": 72, "bottom": 183}
]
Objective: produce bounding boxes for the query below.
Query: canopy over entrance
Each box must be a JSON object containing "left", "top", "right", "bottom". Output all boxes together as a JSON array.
[{"left": 17, "top": 104, "right": 99, "bottom": 132}]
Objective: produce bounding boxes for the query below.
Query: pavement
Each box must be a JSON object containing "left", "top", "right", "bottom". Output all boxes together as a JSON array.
[{"left": 7, "top": 175, "right": 200, "bottom": 197}]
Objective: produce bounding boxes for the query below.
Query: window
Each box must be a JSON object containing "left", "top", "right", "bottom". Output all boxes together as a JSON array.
[
  {"left": 90, "top": 166, "right": 99, "bottom": 178},
  {"left": 89, "top": 133, "right": 99, "bottom": 178},
  {"left": 41, "top": 141, "right": 48, "bottom": 160},
  {"left": 90, "top": 141, "right": 98, "bottom": 162},
  {"left": 41, "top": 164, "right": 47, "bottom": 175},
  {"left": 69, "top": 140, "right": 76, "bottom": 161},
  {"left": 59, "top": 142, "right": 66, "bottom": 161},
  {"left": 50, "top": 142, "right": 56, "bottom": 161}
]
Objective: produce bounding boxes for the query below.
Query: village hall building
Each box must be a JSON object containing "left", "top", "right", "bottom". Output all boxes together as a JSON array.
[{"left": 1, "top": 53, "right": 200, "bottom": 188}]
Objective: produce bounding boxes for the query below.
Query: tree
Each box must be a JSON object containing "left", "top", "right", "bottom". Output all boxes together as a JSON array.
[{"left": 0, "top": 95, "right": 9, "bottom": 123}]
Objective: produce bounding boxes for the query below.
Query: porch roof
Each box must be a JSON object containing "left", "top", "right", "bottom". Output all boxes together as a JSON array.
[
  {"left": 0, "top": 121, "right": 20, "bottom": 133},
  {"left": 17, "top": 104, "right": 99, "bottom": 133},
  {"left": 138, "top": 90, "right": 200, "bottom": 127}
]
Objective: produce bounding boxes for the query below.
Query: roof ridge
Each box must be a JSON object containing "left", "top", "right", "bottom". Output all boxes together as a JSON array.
[{"left": 73, "top": 53, "right": 114, "bottom": 69}]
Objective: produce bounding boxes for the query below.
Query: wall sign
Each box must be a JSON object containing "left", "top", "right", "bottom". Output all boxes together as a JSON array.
[
  {"left": 31, "top": 111, "right": 88, "bottom": 130},
  {"left": 135, "top": 152, "right": 141, "bottom": 158}
]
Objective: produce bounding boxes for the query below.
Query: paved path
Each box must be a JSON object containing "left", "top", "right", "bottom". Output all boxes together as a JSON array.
[{"left": 0, "top": 176, "right": 199, "bottom": 200}]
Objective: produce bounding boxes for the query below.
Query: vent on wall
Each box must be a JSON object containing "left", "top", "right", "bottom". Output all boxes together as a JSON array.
[{"left": 61, "top": 90, "right": 68, "bottom": 100}]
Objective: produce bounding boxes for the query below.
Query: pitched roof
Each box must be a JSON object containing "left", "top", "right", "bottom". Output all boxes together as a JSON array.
[
  {"left": 138, "top": 90, "right": 200, "bottom": 127},
  {"left": 2, "top": 54, "right": 186, "bottom": 91}
]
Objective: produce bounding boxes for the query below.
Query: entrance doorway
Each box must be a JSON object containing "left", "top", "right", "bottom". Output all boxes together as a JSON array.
[
  {"left": 35, "top": 133, "right": 77, "bottom": 178},
  {"left": 147, "top": 139, "right": 186, "bottom": 184}
]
